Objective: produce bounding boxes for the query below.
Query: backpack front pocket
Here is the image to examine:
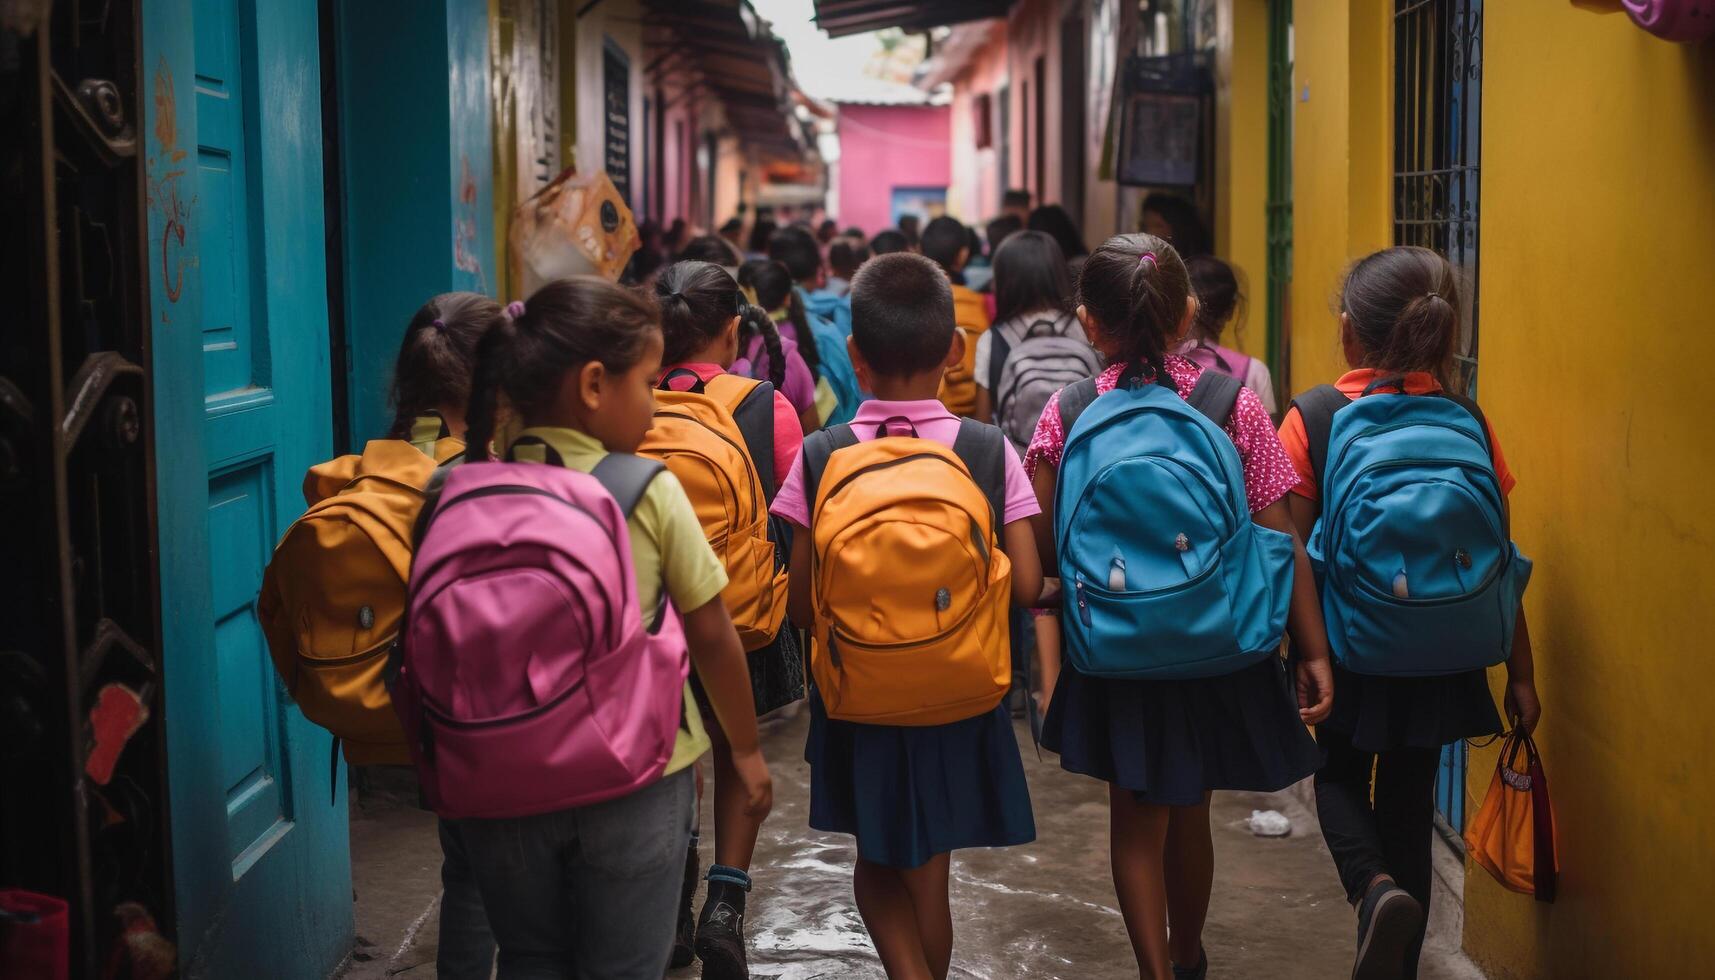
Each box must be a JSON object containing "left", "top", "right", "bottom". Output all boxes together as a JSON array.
[{"left": 1067, "top": 556, "right": 1257, "bottom": 680}]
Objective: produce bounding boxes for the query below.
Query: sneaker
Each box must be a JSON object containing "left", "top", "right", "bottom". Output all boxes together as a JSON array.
[
  {"left": 1171, "top": 946, "right": 1208, "bottom": 980},
  {"left": 669, "top": 842, "right": 699, "bottom": 969},
  {"left": 1352, "top": 880, "right": 1424, "bottom": 980},
  {"left": 695, "top": 883, "right": 748, "bottom": 980}
]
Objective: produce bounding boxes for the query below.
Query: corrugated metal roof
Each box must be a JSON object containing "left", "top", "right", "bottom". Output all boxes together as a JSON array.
[{"left": 811, "top": 0, "right": 1012, "bottom": 39}]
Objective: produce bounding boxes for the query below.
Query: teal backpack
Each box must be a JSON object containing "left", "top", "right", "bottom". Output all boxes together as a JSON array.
[
  {"left": 1294, "top": 379, "right": 1531, "bottom": 676},
  {"left": 800, "top": 289, "right": 864, "bottom": 426},
  {"left": 1055, "top": 365, "right": 1295, "bottom": 679}
]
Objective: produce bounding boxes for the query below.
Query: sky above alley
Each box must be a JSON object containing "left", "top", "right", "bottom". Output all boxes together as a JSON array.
[{"left": 748, "top": 0, "right": 890, "bottom": 102}]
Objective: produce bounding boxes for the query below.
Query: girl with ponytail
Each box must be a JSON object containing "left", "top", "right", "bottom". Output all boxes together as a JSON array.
[
  {"left": 1277, "top": 246, "right": 1534, "bottom": 979},
  {"left": 1021, "top": 233, "right": 1333, "bottom": 979},
  {"left": 652, "top": 259, "right": 809, "bottom": 974},
  {"left": 388, "top": 291, "right": 503, "bottom": 445},
  {"left": 738, "top": 259, "right": 825, "bottom": 413},
  {"left": 454, "top": 277, "right": 771, "bottom": 978}
]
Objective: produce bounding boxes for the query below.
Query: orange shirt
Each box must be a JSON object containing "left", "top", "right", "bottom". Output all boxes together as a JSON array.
[{"left": 1278, "top": 369, "right": 1516, "bottom": 502}]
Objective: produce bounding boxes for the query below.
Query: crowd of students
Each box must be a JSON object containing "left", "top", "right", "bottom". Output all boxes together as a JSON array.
[{"left": 261, "top": 195, "right": 1540, "bottom": 980}]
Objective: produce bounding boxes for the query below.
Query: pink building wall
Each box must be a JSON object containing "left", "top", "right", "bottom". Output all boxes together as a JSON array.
[{"left": 835, "top": 103, "right": 951, "bottom": 235}]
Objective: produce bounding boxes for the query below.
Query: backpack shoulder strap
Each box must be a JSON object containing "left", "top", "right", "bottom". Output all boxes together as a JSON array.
[
  {"left": 710, "top": 376, "right": 778, "bottom": 501},
  {"left": 799, "top": 423, "right": 860, "bottom": 523},
  {"left": 1055, "top": 377, "right": 1100, "bottom": 435},
  {"left": 1185, "top": 369, "right": 1243, "bottom": 428},
  {"left": 590, "top": 452, "right": 667, "bottom": 518},
  {"left": 987, "top": 329, "right": 1012, "bottom": 394},
  {"left": 410, "top": 454, "right": 462, "bottom": 550},
  {"left": 950, "top": 417, "right": 1008, "bottom": 532},
  {"left": 1436, "top": 390, "right": 1494, "bottom": 456},
  {"left": 1290, "top": 384, "right": 1352, "bottom": 484}
]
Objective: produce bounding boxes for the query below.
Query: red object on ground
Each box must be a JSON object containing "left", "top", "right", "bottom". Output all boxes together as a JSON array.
[
  {"left": 0, "top": 889, "right": 70, "bottom": 980},
  {"left": 86, "top": 683, "right": 149, "bottom": 785}
]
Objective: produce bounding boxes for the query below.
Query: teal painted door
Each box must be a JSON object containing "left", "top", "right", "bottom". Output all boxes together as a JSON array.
[{"left": 144, "top": 0, "right": 353, "bottom": 975}]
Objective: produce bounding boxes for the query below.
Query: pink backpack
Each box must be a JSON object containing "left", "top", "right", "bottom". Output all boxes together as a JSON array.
[
  {"left": 392, "top": 452, "right": 688, "bottom": 819},
  {"left": 1182, "top": 341, "right": 1253, "bottom": 382}
]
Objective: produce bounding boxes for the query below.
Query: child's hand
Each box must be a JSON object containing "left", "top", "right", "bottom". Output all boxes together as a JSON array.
[
  {"left": 1505, "top": 677, "right": 1541, "bottom": 733},
  {"left": 731, "top": 746, "right": 774, "bottom": 820},
  {"left": 1296, "top": 656, "right": 1334, "bottom": 725}
]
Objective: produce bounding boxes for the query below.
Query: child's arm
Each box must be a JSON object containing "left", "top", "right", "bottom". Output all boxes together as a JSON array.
[
  {"left": 683, "top": 598, "right": 773, "bottom": 818},
  {"left": 1499, "top": 499, "right": 1540, "bottom": 732},
  {"left": 972, "top": 385, "right": 994, "bottom": 424},
  {"left": 1253, "top": 499, "right": 1334, "bottom": 725},
  {"left": 1030, "top": 462, "right": 1058, "bottom": 571},
  {"left": 786, "top": 521, "right": 814, "bottom": 627},
  {"left": 1002, "top": 519, "right": 1043, "bottom": 611}
]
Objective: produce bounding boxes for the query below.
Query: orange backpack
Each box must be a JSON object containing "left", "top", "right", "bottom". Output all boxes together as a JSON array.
[
  {"left": 641, "top": 371, "right": 787, "bottom": 651},
  {"left": 800, "top": 417, "right": 1012, "bottom": 725},
  {"left": 936, "top": 286, "right": 992, "bottom": 417},
  {"left": 258, "top": 435, "right": 462, "bottom": 766}
]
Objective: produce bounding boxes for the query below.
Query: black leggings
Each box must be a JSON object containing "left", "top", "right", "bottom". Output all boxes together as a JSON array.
[{"left": 1313, "top": 729, "right": 1440, "bottom": 966}]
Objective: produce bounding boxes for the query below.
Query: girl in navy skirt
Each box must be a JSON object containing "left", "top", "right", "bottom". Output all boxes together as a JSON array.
[
  {"left": 1025, "top": 234, "right": 1335, "bottom": 980},
  {"left": 773, "top": 252, "right": 1041, "bottom": 979}
]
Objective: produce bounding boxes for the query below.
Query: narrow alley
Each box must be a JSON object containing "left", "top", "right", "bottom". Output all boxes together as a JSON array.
[{"left": 338, "top": 710, "right": 1482, "bottom": 980}]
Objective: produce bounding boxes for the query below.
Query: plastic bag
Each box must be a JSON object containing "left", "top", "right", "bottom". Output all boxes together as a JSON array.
[{"left": 509, "top": 169, "right": 639, "bottom": 292}]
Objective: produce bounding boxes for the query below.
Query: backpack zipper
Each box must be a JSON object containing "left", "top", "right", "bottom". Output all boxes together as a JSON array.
[
  {"left": 1061, "top": 453, "right": 1238, "bottom": 570},
  {"left": 1321, "top": 458, "right": 1505, "bottom": 566},
  {"left": 415, "top": 667, "right": 590, "bottom": 730},
  {"left": 1322, "top": 417, "right": 1489, "bottom": 493},
  {"left": 301, "top": 635, "right": 397, "bottom": 668}
]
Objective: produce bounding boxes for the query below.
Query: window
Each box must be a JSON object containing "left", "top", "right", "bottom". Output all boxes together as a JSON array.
[
  {"left": 1394, "top": 0, "right": 1482, "bottom": 395},
  {"left": 973, "top": 93, "right": 993, "bottom": 149}
]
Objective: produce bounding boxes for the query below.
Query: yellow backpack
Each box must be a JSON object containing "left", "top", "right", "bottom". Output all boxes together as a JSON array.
[
  {"left": 936, "top": 286, "right": 993, "bottom": 417},
  {"left": 641, "top": 371, "right": 788, "bottom": 650},
  {"left": 800, "top": 418, "right": 1013, "bottom": 725},
  {"left": 258, "top": 434, "right": 462, "bottom": 766}
]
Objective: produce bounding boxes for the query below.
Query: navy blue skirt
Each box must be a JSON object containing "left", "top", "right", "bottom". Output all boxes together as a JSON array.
[
  {"left": 1042, "top": 654, "right": 1320, "bottom": 805},
  {"left": 1321, "top": 664, "right": 1502, "bottom": 753},
  {"left": 805, "top": 693, "right": 1036, "bottom": 869}
]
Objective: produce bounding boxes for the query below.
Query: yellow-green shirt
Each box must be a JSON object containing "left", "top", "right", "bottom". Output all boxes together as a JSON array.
[{"left": 512, "top": 426, "right": 727, "bottom": 775}]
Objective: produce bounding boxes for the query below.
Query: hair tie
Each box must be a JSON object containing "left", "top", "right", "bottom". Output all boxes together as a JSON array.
[
  {"left": 505, "top": 300, "right": 526, "bottom": 320},
  {"left": 1425, "top": 292, "right": 1441, "bottom": 301},
  {"left": 430, "top": 318, "right": 445, "bottom": 331},
  {"left": 1137, "top": 252, "right": 1158, "bottom": 272}
]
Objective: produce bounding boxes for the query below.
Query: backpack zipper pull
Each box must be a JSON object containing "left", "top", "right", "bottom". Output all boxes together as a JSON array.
[
  {"left": 1075, "top": 575, "right": 1092, "bottom": 627},
  {"left": 1107, "top": 550, "right": 1127, "bottom": 591}
]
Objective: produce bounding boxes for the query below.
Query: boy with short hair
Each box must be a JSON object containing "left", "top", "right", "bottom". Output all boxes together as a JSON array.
[
  {"left": 769, "top": 251, "right": 1042, "bottom": 979},
  {"left": 921, "top": 216, "right": 993, "bottom": 417}
]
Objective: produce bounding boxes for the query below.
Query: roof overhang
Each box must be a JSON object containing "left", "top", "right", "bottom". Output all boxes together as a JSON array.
[
  {"left": 811, "top": 0, "right": 1012, "bottom": 38},
  {"left": 643, "top": 0, "right": 808, "bottom": 154}
]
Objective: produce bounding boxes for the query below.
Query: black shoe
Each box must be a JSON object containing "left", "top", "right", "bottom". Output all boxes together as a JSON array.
[
  {"left": 1171, "top": 947, "right": 1208, "bottom": 980},
  {"left": 695, "top": 883, "right": 748, "bottom": 980},
  {"left": 669, "top": 842, "right": 699, "bottom": 969},
  {"left": 1353, "top": 880, "right": 1424, "bottom": 980}
]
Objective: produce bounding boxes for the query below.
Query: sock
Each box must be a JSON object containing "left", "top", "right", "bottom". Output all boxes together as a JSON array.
[{"left": 704, "top": 864, "right": 751, "bottom": 911}]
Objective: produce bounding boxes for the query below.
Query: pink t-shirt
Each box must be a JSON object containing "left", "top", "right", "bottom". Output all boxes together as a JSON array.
[
  {"left": 658, "top": 362, "right": 802, "bottom": 491},
  {"left": 771, "top": 399, "right": 1041, "bottom": 528},
  {"left": 1023, "top": 355, "right": 1299, "bottom": 514},
  {"left": 732, "top": 334, "right": 817, "bottom": 418}
]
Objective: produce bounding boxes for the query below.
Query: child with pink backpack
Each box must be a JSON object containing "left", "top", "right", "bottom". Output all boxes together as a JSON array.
[
  {"left": 1180, "top": 256, "right": 1278, "bottom": 415},
  {"left": 391, "top": 278, "right": 772, "bottom": 979}
]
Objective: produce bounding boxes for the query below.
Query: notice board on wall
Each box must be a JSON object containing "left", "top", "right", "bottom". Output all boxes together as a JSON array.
[
  {"left": 603, "top": 38, "right": 631, "bottom": 204},
  {"left": 1116, "top": 54, "right": 1211, "bottom": 188}
]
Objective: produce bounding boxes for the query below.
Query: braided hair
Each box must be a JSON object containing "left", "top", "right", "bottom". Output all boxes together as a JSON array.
[{"left": 738, "top": 258, "right": 821, "bottom": 381}]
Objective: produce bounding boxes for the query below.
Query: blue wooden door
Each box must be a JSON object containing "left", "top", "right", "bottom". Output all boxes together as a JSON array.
[{"left": 145, "top": 0, "right": 353, "bottom": 974}]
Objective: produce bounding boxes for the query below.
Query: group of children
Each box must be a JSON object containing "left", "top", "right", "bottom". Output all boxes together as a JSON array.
[{"left": 263, "top": 211, "right": 1541, "bottom": 980}]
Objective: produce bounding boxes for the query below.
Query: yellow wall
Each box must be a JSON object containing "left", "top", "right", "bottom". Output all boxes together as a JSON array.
[
  {"left": 1462, "top": 8, "right": 1715, "bottom": 976},
  {"left": 1286, "top": 2, "right": 1715, "bottom": 975}
]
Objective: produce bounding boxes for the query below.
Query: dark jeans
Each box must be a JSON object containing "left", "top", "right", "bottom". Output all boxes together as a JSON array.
[
  {"left": 447, "top": 768, "right": 696, "bottom": 980},
  {"left": 1313, "top": 728, "right": 1439, "bottom": 974},
  {"left": 438, "top": 817, "right": 498, "bottom": 979}
]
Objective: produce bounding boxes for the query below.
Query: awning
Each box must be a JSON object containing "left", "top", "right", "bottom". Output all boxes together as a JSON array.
[
  {"left": 642, "top": 0, "right": 808, "bottom": 159},
  {"left": 811, "top": 0, "right": 1012, "bottom": 38}
]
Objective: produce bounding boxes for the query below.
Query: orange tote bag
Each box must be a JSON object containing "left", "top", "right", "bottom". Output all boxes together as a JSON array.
[{"left": 1465, "top": 729, "right": 1558, "bottom": 902}]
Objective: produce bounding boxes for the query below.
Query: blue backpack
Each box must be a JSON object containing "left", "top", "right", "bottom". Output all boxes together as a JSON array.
[
  {"left": 799, "top": 289, "right": 864, "bottom": 426},
  {"left": 1294, "top": 380, "right": 1532, "bottom": 676},
  {"left": 1055, "top": 367, "right": 1295, "bottom": 679}
]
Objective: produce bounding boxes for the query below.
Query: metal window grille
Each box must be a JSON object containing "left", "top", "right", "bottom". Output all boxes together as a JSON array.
[
  {"left": 1394, "top": 0, "right": 1483, "bottom": 396},
  {"left": 1265, "top": 0, "right": 1293, "bottom": 405}
]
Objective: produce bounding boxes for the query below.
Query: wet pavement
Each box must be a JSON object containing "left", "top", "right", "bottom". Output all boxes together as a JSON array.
[{"left": 337, "top": 707, "right": 1484, "bottom": 979}]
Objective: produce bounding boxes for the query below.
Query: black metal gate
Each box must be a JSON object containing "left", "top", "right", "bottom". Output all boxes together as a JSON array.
[
  {"left": 1, "top": 3, "right": 172, "bottom": 977},
  {"left": 1393, "top": 0, "right": 1482, "bottom": 396}
]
